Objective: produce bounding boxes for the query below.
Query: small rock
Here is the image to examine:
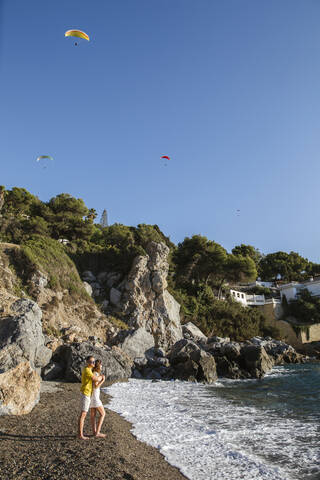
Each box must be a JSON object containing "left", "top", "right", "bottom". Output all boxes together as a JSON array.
[
  {"left": 110, "top": 287, "right": 122, "bottom": 306},
  {"left": 83, "top": 281, "right": 93, "bottom": 296},
  {"left": 82, "top": 271, "right": 96, "bottom": 282}
]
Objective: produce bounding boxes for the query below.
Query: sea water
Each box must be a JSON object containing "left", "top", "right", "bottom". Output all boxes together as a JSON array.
[{"left": 104, "top": 363, "right": 320, "bottom": 480}]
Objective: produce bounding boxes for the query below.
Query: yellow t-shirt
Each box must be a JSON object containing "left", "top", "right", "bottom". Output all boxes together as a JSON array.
[{"left": 80, "top": 367, "right": 93, "bottom": 396}]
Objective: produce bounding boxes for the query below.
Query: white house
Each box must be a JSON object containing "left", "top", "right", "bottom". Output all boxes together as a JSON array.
[
  {"left": 279, "top": 278, "right": 320, "bottom": 302},
  {"left": 230, "top": 289, "right": 266, "bottom": 306}
]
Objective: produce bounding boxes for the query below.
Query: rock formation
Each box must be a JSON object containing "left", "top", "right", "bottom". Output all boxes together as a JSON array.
[
  {"left": 182, "top": 322, "right": 208, "bottom": 343},
  {"left": 169, "top": 339, "right": 217, "bottom": 383},
  {"left": 203, "top": 335, "right": 306, "bottom": 379},
  {"left": 0, "top": 361, "right": 40, "bottom": 415},
  {"left": 47, "top": 342, "right": 133, "bottom": 383},
  {"left": 116, "top": 242, "right": 183, "bottom": 352},
  {"left": 0, "top": 299, "right": 51, "bottom": 415},
  {"left": 113, "top": 327, "right": 155, "bottom": 359},
  {"left": 0, "top": 299, "right": 52, "bottom": 373}
]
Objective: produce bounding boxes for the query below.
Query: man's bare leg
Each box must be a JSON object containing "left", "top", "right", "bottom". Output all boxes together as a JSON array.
[
  {"left": 78, "top": 411, "right": 89, "bottom": 440},
  {"left": 95, "top": 406, "right": 106, "bottom": 438},
  {"left": 90, "top": 408, "right": 97, "bottom": 435}
]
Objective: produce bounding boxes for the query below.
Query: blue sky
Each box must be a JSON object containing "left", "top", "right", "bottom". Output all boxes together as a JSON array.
[{"left": 1, "top": 0, "right": 320, "bottom": 260}]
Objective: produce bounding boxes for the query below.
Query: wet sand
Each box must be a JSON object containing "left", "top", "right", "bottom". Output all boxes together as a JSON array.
[{"left": 0, "top": 382, "right": 187, "bottom": 480}]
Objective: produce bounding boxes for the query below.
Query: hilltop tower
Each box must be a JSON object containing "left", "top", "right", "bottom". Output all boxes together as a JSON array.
[{"left": 100, "top": 209, "right": 108, "bottom": 228}]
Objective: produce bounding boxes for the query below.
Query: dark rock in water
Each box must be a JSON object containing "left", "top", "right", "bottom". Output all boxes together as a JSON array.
[
  {"left": 215, "top": 356, "right": 244, "bottom": 379},
  {"left": 240, "top": 345, "right": 274, "bottom": 378},
  {"left": 169, "top": 339, "right": 217, "bottom": 383},
  {"left": 202, "top": 336, "right": 307, "bottom": 379},
  {"left": 249, "top": 337, "right": 306, "bottom": 366},
  {"left": 52, "top": 342, "right": 133, "bottom": 383},
  {"left": 132, "top": 349, "right": 171, "bottom": 379},
  {"left": 0, "top": 299, "right": 52, "bottom": 373},
  {"left": 171, "top": 358, "right": 199, "bottom": 382},
  {"left": 132, "top": 368, "right": 143, "bottom": 379}
]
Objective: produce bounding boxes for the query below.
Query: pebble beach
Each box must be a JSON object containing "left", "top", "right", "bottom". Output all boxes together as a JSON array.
[{"left": 0, "top": 382, "right": 186, "bottom": 480}]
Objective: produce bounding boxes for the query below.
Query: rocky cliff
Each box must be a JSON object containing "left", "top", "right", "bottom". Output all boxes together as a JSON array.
[
  {"left": 0, "top": 240, "right": 310, "bottom": 416},
  {"left": 0, "top": 242, "right": 116, "bottom": 344},
  {"left": 79, "top": 242, "right": 183, "bottom": 354}
]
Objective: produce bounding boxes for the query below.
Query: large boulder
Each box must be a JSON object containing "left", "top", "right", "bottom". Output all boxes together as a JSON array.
[
  {"left": 52, "top": 342, "right": 133, "bottom": 383},
  {"left": 182, "top": 322, "right": 207, "bottom": 343},
  {"left": 0, "top": 299, "right": 52, "bottom": 373},
  {"left": 214, "top": 356, "right": 245, "bottom": 379},
  {"left": 240, "top": 345, "right": 274, "bottom": 378},
  {"left": 119, "top": 242, "right": 183, "bottom": 351},
  {"left": 169, "top": 339, "right": 217, "bottom": 383},
  {"left": 0, "top": 361, "right": 41, "bottom": 415},
  {"left": 113, "top": 327, "right": 155, "bottom": 359},
  {"left": 251, "top": 337, "right": 304, "bottom": 365},
  {"left": 205, "top": 339, "right": 275, "bottom": 379}
]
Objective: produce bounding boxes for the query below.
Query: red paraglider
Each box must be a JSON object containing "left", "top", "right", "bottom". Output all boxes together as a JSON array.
[{"left": 161, "top": 155, "right": 170, "bottom": 160}]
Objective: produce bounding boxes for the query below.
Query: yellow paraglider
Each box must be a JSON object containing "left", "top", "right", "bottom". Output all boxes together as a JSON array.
[{"left": 65, "top": 29, "right": 90, "bottom": 46}]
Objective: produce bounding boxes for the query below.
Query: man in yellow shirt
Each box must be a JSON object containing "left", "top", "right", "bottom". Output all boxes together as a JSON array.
[{"left": 78, "top": 355, "right": 104, "bottom": 440}]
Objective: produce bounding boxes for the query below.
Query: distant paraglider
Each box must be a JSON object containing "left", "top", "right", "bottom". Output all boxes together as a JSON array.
[
  {"left": 161, "top": 155, "right": 170, "bottom": 167},
  {"left": 65, "top": 29, "right": 90, "bottom": 46},
  {"left": 236, "top": 209, "right": 241, "bottom": 216},
  {"left": 36, "top": 155, "right": 53, "bottom": 169}
]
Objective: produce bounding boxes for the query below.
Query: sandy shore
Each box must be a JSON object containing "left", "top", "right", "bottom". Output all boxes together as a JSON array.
[{"left": 0, "top": 382, "right": 187, "bottom": 480}]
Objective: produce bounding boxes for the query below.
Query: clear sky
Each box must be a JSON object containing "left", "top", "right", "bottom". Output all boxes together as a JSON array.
[{"left": 1, "top": 0, "right": 320, "bottom": 261}]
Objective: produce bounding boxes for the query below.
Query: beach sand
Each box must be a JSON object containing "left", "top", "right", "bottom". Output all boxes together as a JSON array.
[{"left": 0, "top": 382, "right": 187, "bottom": 480}]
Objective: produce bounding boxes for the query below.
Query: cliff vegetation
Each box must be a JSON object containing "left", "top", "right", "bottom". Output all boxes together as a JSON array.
[{"left": 1, "top": 185, "right": 319, "bottom": 341}]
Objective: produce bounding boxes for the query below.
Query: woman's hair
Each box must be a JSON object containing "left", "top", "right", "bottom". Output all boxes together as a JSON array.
[{"left": 93, "top": 359, "right": 102, "bottom": 373}]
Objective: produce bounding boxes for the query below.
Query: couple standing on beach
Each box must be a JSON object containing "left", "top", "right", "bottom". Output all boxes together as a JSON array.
[{"left": 78, "top": 355, "right": 106, "bottom": 440}]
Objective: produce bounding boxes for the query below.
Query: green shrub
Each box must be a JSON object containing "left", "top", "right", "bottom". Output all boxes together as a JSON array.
[{"left": 285, "top": 289, "right": 320, "bottom": 325}]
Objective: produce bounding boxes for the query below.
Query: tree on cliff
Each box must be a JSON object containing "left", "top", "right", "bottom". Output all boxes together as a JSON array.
[
  {"left": 173, "top": 235, "right": 227, "bottom": 288},
  {"left": 173, "top": 235, "right": 257, "bottom": 296},
  {"left": 232, "top": 244, "right": 262, "bottom": 267},
  {"left": 258, "top": 251, "right": 309, "bottom": 282}
]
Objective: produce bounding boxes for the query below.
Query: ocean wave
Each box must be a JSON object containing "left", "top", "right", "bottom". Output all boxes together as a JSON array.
[{"left": 104, "top": 377, "right": 320, "bottom": 480}]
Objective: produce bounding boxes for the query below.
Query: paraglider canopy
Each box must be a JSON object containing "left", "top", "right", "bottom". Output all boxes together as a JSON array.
[
  {"left": 65, "top": 29, "right": 90, "bottom": 41},
  {"left": 36, "top": 155, "right": 53, "bottom": 162},
  {"left": 161, "top": 155, "right": 170, "bottom": 160},
  {"left": 36, "top": 155, "right": 53, "bottom": 169}
]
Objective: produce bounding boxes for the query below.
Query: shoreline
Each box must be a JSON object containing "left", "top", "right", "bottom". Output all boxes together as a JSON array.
[{"left": 0, "top": 382, "right": 187, "bottom": 480}]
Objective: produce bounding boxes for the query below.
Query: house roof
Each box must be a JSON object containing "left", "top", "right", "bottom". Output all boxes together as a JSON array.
[{"left": 279, "top": 277, "right": 320, "bottom": 290}]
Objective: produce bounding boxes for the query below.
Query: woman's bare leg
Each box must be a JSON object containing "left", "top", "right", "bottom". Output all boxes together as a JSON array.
[
  {"left": 95, "top": 406, "right": 106, "bottom": 437},
  {"left": 90, "top": 408, "right": 97, "bottom": 435}
]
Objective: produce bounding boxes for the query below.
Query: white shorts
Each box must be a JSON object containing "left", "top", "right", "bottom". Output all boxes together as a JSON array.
[{"left": 80, "top": 393, "right": 91, "bottom": 412}]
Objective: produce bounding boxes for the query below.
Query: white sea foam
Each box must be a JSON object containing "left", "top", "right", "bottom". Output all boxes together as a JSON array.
[{"left": 104, "top": 378, "right": 319, "bottom": 480}]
